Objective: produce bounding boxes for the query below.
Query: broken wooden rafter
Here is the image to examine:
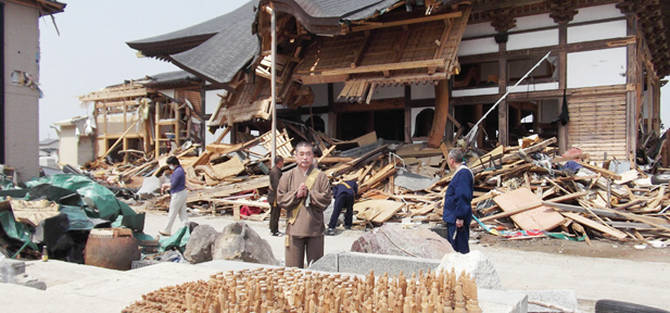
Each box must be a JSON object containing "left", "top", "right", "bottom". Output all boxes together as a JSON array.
[{"left": 350, "top": 10, "right": 462, "bottom": 32}]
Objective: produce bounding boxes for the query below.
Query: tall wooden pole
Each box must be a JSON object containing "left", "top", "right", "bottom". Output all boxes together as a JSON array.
[
  {"left": 270, "top": 4, "right": 277, "bottom": 168},
  {"left": 497, "top": 40, "right": 508, "bottom": 147},
  {"left": 428, "top": 79, "right": 449, "bottom": 148}
]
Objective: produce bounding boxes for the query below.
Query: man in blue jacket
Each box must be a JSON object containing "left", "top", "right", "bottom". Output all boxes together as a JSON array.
[{"left": 442, "top": 148, "right": 474, "bottom": 253}]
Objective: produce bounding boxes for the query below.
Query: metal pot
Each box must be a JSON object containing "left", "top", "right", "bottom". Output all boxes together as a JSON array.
[{"left": 84, "top": 228, "right": 140, "bottom": 270}]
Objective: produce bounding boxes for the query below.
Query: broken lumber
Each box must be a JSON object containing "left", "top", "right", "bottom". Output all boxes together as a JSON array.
[{"left": 561, "top": 212, "right": 628, "bottom": 240}]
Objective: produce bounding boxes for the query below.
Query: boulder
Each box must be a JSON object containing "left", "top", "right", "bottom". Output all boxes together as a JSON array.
[
  {"left": 212, "top": 222, "right": 278, "bottom": 265},
  {"left": 183, "top": 225, "right": 218, "bottom": 263},
  {"left": 351, "top": 224, "right": 453, "bottom": 259},
  {"left": 436, "top": 250, "right": 502, "bottom": 289}
]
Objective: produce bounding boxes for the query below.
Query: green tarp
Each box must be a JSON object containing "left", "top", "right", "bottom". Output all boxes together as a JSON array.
[
  {"left": 0, "top": 210, "right": 37, "bottom": 250},
  {"left": 159, "top": 226, "right": 190, "bottom": 253},
  {"left": 26, "top": 174, "right": 122, "bottom": 220},
  {"left": 0, "top": 174, "right": 148, "bottom": 258}
]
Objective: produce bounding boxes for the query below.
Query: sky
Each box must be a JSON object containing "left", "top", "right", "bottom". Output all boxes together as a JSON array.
[
  {"left": 38, "top": 1, "right": 670, "bottom": 140},
  {"left": 38, "top": 0, "right": 248, "bottom": 139}
]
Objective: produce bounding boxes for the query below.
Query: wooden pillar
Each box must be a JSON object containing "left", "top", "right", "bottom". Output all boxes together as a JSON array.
[
  {"left": 445, "top": 104, "right": 455, "bottom": 144},
  {"left": 102, "top": 101, "right": 108, "bottom": 157},
  {"left": 625, "top": 15, "right": 638, "bottom": 163},
  {"left": 557, "top": 22, "right": 568, "bottom": 153},
  {"left": 490, "top": 10, "right": 515, "bottom": 147},
  {"left": 155, "top": 102, "right": 160, "bottom": 159},
  {"left": 428, "top": 79, "right": 449, "bottom": 148},
  {"left": 404, "top": 85, "right": 412, "bottom": 143},
  {"left": 175, "top": 102, "right": 181, "bottom": 150},
  {"left": 122, "top": 101, "right": 128, "bottom": 163},
  {"left": 327, "top": 83, "right": 337, "bottom": 138},
  {"left": 230, "top": 123, "right": 238, "bottom": 144},
  {"left": 497, "top": 41, "right": 508, "bottom": 146}
]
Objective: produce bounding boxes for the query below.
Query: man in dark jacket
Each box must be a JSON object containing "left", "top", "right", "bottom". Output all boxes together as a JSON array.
[
  {"left": 442, "top": 148, "right": 474, "bottom": 253},
  {"left": 326, "top": 179, "right": 358, "bottom": 235},
  {"left": 268, "top": 156, "right": 284, "bottom": 236}
]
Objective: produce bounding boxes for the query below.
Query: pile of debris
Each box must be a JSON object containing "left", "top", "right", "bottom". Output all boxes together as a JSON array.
[
  {"left": 83, "top": 124, "right": 670, "bottom": 246},
  {"left": 460, "top": 136, "right": 670, "bottom": 245}
]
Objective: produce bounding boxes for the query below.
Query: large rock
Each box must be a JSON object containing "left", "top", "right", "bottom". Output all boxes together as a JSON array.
[
  {"left": 183, "top": 225, "right": 218, "bottom": 263},
  {"left": 351, "top": 224, "right": 453, "bottom": 259},
  {"left": 436, "top": 250, "right": 502, "bottom": 289},
  {"left": 212, "top": 222, "right": 278, "bottom": 265}
]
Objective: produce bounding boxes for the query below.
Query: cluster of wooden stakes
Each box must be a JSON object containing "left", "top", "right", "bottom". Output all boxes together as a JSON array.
[{"left": 123, "top": 267, "right": 482, "bottom": 313}]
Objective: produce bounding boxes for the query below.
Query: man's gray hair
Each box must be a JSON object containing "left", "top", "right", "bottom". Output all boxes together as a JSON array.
[{"left": 448, "top": 148, "right": 465, "bottom": 164}]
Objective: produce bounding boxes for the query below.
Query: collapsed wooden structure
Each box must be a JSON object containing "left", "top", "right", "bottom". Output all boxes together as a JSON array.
[{"left": 79, "top": 71, "right": 205, "bottom": 162}]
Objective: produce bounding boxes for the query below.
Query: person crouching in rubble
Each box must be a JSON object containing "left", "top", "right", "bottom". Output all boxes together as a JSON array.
[
  {"left": 326, "top": 178, "right": 358, "bottom": 235},
  {"left": 277, "top": 142, "right": 332, "bottom": 268},
  {"left": 442, "top": 148, "right": 474, "bottom": 254},
  {"left": 159, "top": 156, "right": 189, "bottom": 236}
]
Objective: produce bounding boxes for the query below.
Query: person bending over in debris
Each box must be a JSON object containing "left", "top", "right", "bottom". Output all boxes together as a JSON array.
[
  {"left": 277, "top": 142, "right": 332, "bottom": 268},
  {"left": 159, "top": 156, "right": 189, "bottom": 236},
  {"left": 268, "top": 155, "right": 285, "bottom": 236},
  {"left": 325, "top": 179, "right": 358, "bottom": 235},
  {"left": 442, "top": 148, "right": 474, "bottom": 254}
]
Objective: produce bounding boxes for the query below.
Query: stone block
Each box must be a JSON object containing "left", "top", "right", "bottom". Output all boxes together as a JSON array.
[
  {"left": 436, "top": 250, "right": 502, "bottom": 289},
  {"left": 351, "top": 223, "right": 453, "bottom": 259},
  {"left": 183, "top": 225, "right": 218, "bottom": 264},
  {"left": 508, "top": 289, "right": 578, "bottom": 313},
  {"left": 212, "top": 222, "right": 278, "bottom": 265}
]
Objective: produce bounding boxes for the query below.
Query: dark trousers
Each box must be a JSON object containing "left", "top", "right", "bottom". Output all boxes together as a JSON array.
[
  {"left": 447, "top": 223, "right": 470, "bottom": 254},
  {"left": 269, "top": 202, "right": 280, "bottom": 234},
  {"left": 285, "top": 235, "right": 324, "bottom": 268},
  {"left": 328, "top": 193, "right": 354, "bottom": 229}
]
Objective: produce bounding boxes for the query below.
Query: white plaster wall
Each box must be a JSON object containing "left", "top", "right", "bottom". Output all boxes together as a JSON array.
[
  {"left": 463, "top": 21, "right": 496, "bottom": 38},
  {"left": 58, "top": 126, "right": 78, "bottom": 166},
  {"left": 410, "top": 107, "right": 433, "bottom": 136},
  {"left": 159, "top": 89, "right": 175, "bottom": 99},
  {"left": 567, "top": 47, "right": 627, "bottom": 88},
  {"left": 571, "top": 4, "right": 624, "bottom": 24},
  {"left": 567, "top": 20, "right": 627, "bottom": 44},
  {"left": 310, "top": 84, "right": 329, "bottom": 107},
  {"left": 458, "top": 37, "right": 498, "bottom": 56},
  {"left": 205, "top": 89, "right": 228, "bottom": 114},
  {"left": 452, "top": 87, "right": 499, "bottom": 97},
  {"left": 511, "top": 13, "right": 554, "bottom": 32},
  {"left": 4, "top": 2, "right": 40, "bottom": 180},
  {"left": 411, "top": 83, "right": 435, "bottom": 100},
  {"left": 507, "top": 29, "right": 558, "bottom": 51},
  {"left": 508, "top": 82, "right": 559, "bottom": 93}
]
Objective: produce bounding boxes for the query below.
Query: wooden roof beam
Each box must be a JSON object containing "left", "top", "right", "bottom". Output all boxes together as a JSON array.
[
  {"left": 350, "top": 10, "right": 462, "bottom": 33},
  {"left": 314, "top": 59, "right": 445, "bottom": 76}
]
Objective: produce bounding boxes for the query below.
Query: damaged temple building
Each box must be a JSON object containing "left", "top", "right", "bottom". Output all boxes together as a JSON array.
[{"left": 125, "top": 0, "right": 669, "bottom": 166}]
